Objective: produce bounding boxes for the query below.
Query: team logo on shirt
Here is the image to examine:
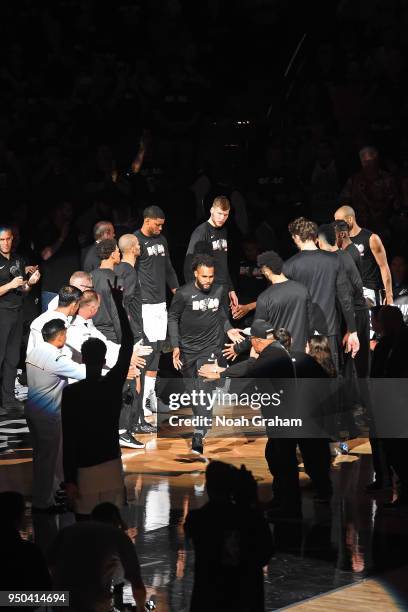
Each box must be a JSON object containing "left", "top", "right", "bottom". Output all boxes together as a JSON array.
[
  {"left": 212, "top": 239, "right": 228, "bottom": 252},
  {"left": 354, "top": 243, "right": 365, "bottom": 256},
  {"left": 192, "top": 297, "right": 220, "bottom": 312},
  {"left": 147, "top": 244, "right": 165, "bottom": 257}
]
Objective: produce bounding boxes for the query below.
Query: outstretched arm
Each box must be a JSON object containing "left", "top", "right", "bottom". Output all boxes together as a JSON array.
[{"left": 370, "top": 233, "right": 393, "bottom": 304}]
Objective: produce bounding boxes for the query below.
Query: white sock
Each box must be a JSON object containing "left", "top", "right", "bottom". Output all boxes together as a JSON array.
[{"left": 143, "top": 376, "right": 156, "bottom": 412}]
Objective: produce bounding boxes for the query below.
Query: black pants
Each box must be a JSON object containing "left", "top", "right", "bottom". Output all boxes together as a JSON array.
[
  {"left": 265, "top": 438, "right": 301, "bottom": 510},
  {"left": 181, "top": 347, "right": 219, "bottom": 435},
  {"left": 354, "top": 309, "right": 370, "bottom": 378},
  {"left": 327, "top": 335, "right": 340, "bottom": 373},
  {"left": 121, "top": 379, "right": 143, "bottom": 432},
  {"left": 0, "top": 308, "right": 23, "bottom": 407},
  {"left": 298, "top": 438, "right": 332, "bottom": 496},
  {"left": 265, "top": 437, "right": 332, "bottom": 509}
]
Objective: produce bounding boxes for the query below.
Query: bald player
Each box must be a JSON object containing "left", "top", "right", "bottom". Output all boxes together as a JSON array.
[
  {"left": 48, "top": 271, "right": 93, "bottom": 311},
  {"left": 115, "top": 235, "right": 155, "bottom": 430},
  {"left": 334, "top": 205, "right": 392, "bottom": 306},
  {"left": 115, "top": 235, "right": 143, "bottom": 343}
]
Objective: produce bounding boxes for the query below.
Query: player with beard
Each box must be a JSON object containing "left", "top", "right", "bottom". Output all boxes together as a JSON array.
[
  {"left": 168, "top": 255, "right": 244, "bottom": 453},
  {"left": 334, "top": 205, "right": 393, "bottom": 307},
  {"left": 183, "top": 196, "right": 238, "bottom": 313}
]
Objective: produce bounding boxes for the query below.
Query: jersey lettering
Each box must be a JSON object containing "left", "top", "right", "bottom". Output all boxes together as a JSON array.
[
  {"left": 212, "top": 239, "right": 228, "bottom": 252},
  {"left": 147, "top": 244, "right": 165, "bottom": 257},
  {"left": 192, "top": 297, "right": 220, "bottom": 312}
]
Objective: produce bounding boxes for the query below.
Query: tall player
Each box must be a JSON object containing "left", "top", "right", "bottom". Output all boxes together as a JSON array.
[
  {"left": 184, "top": 196, "right": 238, "bottom": 312},
  {"left": 134, "top": 206, "right": 179, "bottom": 412},
  {"left": 334, "top": 205, "right": 393, "bottom": 306}
]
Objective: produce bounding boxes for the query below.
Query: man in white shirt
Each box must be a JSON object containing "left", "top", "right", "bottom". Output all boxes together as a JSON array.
[
  {"left": 26, "top": 318, "right": 86, "bottom": 512},
  {"left": 47, "top": 271, "right": 93, "bottom": 311},
  {"left": 65, "top": 290, "right": 151, "bottom": 371},
  {"left": 27, "top": 286, "right": 82, "bottom": 354},
  {"left": 66, "top": 290, "right": 120, "bottom": 369}
]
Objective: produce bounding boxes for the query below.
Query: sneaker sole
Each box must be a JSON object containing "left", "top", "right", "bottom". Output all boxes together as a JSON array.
[{"left": 119, "top": 440, "right": 145, "bottom": 449}]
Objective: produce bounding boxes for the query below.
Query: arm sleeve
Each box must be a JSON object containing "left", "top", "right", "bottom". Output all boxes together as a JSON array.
[
  {"left": 168, "top": 289, "right": 185, "bottom": 347},
  {"left": 165, "top": 253, "right": 179, "bottom": 292},
  {"left": 220, "top": 357, "right": 257, "bottom": 378},
  {"left": 61, "top": 389, "right": 78, "bottom": 484},
  {"left": 119, "top": 268, "right": 143, "bottom": 341},
  {"left": 336, "top": 258, "right": 356, "bottom": 333},
  {"left": 53, "top": 356, "right": 87, "bottom": 380},
  {"left": 109, "top": 292, "right": 123, "bottom": 344},
  {"left": 161, "top": 236, "right": 179, "bottom": 291},
  {"left": 218, "top": 292, "right": 233, "bottom": 333}
]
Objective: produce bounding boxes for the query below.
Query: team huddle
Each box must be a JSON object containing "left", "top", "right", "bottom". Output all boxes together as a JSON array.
[{"left": 0, "top": 195, "right": 395, "bottom": 514}]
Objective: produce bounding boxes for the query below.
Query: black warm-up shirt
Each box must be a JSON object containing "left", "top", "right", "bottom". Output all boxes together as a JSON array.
[
  {"left": 61, "top": 310, "right": 133, "bottom": 485},
  {"left": 344, "top": 243, "right": 363, "bottom": 278},
  {"left": 90, "top": 268, "right": 121, "bottom": 342},
  {"left": 134, "top": 230, "right": 179, "bottom": 304},
  {"left": 336, "top": 249, "right": 367, "bottom": 311},
  {"left": 0, "top": 252, "right": 26, "bottom": 310},
  {"left": 115, "top": 262, "right": 143, "bottom": 341},
  {"left": 184, "top": 221, "right": 233, "bottom": 290},
  {"left": 255, "top": 280, "right": 312, "bottom": 352},
  {"left": 168, "top": 282, "right": 232, "bottom": 354},
  {"left": 283, "top": 249, "right": 356, "bottom": 335}
]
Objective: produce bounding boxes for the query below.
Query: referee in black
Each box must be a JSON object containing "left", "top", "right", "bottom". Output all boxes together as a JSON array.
[
  {"left": 168, "top": 254, "right": 244, "bottom": 453},
  {"left": 0, "top": 225, "right": 40, "bottom": 416}
]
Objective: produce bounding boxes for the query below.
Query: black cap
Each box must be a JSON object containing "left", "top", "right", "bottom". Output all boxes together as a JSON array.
[{"left": 243, "top": 319, "right": 275, "bottom": 339}]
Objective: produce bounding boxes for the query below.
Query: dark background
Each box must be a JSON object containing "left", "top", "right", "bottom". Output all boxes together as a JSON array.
[{"left": 1, "top": 0, "right": 408, "bottom": 282}]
